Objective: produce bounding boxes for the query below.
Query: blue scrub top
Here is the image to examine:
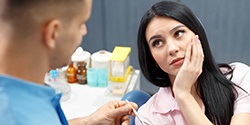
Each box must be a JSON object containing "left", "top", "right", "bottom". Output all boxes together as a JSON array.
[{"left": 0, "top": 75, "right": 68, "bottom": 125}]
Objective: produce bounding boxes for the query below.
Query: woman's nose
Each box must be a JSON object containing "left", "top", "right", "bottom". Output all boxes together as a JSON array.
[{"left": 167, "top": 40, "right": 179, "bottom": 56}]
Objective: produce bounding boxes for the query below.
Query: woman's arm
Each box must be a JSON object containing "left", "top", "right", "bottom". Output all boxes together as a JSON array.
[
  {"left": 230, "top": 114, "right": 250, "bottom": 125},
  {"left": 174, "top": 90, "right": 213, "bottom": 125},
  {"left": 173, "top": 36, "right": 250, "bottom": 125},
  {"left": 173, "top": 35, "right": 213, "bottom": 125}
]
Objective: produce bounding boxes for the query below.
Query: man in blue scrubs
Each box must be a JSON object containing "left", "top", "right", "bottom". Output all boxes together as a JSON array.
[{"left": 0, "top": 0, "right": 137, "bottom": 125}]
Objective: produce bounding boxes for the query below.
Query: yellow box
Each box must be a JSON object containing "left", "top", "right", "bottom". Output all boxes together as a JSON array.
[{"left": 110, "top": 46, "right": 131, "bottom": 82}]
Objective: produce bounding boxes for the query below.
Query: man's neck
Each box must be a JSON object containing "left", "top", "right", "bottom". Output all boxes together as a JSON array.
[{"left": 0, "top": 44, "right": 49, "bottom": 84}]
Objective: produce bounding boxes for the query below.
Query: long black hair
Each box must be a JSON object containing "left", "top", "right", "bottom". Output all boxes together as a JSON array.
[{"left": 137, "top": 1, "right": 237, "bottom": 125}]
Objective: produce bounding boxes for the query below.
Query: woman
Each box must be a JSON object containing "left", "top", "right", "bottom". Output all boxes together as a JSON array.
[{"left": 136, "top": 1, "right": 250, "bottom": 125}]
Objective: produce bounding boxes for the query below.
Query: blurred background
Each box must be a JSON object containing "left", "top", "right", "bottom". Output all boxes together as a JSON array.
[{"left": 81, "top": 0, "right": 250, "bottom": 95}]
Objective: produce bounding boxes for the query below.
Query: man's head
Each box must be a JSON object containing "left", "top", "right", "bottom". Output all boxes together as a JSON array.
[{"left": 0, "top": 0, "right": 92, "bottom": 68}]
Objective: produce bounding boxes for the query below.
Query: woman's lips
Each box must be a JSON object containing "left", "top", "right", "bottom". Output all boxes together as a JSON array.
[{"left": 170, "top": 57, "right": 184, "bottom": 66}]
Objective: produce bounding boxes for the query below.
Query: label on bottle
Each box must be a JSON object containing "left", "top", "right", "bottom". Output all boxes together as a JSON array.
[
  {"left": 66, "top": 73, "right": 74, "bottom": 76},
  {"left": 77, "top": 74, "right": 87, "bottom": 84}
]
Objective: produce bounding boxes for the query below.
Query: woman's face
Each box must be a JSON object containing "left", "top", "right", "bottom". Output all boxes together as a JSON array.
[{"left": 145, "top": 16, "right": 195, "bottom": 78}]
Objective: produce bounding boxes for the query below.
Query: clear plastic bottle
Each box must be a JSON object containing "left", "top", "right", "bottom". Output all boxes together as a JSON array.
[
  {"left": 49, "top": 70, "right": 71, "bottom": 102},
  {"left": 76, "top": 61, "right": 87, "bottom": 84}
]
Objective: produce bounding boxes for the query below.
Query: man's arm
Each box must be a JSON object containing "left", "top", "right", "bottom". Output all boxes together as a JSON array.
[{"left": 68, "top": 100, "right": 137, "bottom": 125}]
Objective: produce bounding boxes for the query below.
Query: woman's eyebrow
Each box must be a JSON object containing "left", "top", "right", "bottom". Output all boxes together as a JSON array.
[
  {"left": 148, "top": 35, "right": 162, "bottom": 43},
  {"left": 169, "top": 25, "right": 185, "bottom": 34},
  {"left": 148, "top": 25, "right": 185, "bottom": 43}
]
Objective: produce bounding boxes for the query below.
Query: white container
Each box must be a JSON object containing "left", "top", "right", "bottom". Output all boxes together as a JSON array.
[
  {"left": 71, "top": 47, "right": 91, "bottom": 69},
  {"left": 91, "top": 50, "right": 112, "bottom": 73}
]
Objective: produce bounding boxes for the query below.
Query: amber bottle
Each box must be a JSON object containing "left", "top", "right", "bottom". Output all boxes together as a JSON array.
[
  {"left": 66, "top": 62, "right": 77, "bottom": 83},
  {"left": 76, "top": 61, "right": 87, "bottom": 84}
]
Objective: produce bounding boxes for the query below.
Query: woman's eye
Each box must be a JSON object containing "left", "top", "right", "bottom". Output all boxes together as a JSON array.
[
  {"left": 174, "top": 30, "right": 185, "bottom": 38},
  {"left": 152, "top": 40, "right": 163, "bottom": 47}
]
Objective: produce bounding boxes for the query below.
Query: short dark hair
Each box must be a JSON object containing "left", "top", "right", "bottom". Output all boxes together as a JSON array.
[
  {"left": 2, "top": 0, "right": 83, "bottom": 37},
  {"left": 137, "top": 1, "right": 237, "bottom": 125}
]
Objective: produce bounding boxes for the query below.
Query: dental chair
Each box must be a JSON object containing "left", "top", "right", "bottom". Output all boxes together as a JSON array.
[{"left": 121, "top": 90, "right": 151, "bottom": 125}]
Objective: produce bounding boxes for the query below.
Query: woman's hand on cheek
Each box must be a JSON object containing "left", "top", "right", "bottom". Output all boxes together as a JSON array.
[{"left": 173, "top": 35, "right": 204, "bottom": 95}]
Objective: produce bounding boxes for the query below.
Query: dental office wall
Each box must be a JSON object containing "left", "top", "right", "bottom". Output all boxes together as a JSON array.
[{"left": 81, "top": 0, "right": 250, "bottom": 95}]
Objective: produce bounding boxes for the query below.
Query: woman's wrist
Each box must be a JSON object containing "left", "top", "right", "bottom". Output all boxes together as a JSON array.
[
  {"left": 173, "top": 85, "right": 191, "bottom": 96},
  {"left": 174, "top": 89, "right": 192, "bottom": 101}
]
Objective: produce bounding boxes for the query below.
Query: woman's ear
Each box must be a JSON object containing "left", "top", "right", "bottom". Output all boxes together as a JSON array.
[{"left": 42, "top": 19, "right": 61, "bottom": 49}]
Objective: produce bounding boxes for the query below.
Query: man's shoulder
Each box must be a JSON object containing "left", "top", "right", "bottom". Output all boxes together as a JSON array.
[
  {"left": 0, "top": 75, "right": 35, "bottom": 97},
  {"left": 0, "top": 75, "right": 29, "bottom": 88},
  {"left": 0, "top": 75, "right": 63, "bottom": 125},
  {"left": 0, "top": 87, "right": 15, "bottom": 125}
]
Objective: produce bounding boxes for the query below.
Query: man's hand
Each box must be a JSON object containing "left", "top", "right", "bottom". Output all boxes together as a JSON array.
[
  {"left": 89, "top": 100, "right": 137, "bottom": 125},
  {"left": 68, "top": 100, "right": 137, "bottom": 125}
]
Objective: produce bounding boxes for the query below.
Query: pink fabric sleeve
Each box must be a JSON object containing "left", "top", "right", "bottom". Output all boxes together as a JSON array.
[{"left": 231, "top": 62, "right": 250, "bottom": 114}]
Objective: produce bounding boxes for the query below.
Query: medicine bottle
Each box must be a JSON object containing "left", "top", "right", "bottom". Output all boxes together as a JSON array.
[
  {"left": 71, "top": 47, "right": 91, "bottom": 69},
  {"left": 66, "top": 61, "right": 77, "bottom": 83},
  {"left": 76, "top": 61, "right": 87, "bottom": 84}
]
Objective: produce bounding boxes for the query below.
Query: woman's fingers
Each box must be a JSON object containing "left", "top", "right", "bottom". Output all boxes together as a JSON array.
[
  {"left": 185, "top": 38, "right": 193, "bottom": 62},
  {"left": 174, "top": 35, "right": 204, "bottom": 93},
  {"left": 190, "top": 35, "right": 203, "bottom": 75}
]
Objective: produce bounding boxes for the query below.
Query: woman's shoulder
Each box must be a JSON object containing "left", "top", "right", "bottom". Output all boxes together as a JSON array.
[
  {"left": 230, "top": 62, "right": 250, "bottom": 70},
  {"left": 229, "top": 62, "right": 250, "bottom": 86},
  {"left": 229, "top": 62, "right": 250, "bottom": 115},
  {"left": 138, "top": 87, "right": 173, "bottom": 112}
]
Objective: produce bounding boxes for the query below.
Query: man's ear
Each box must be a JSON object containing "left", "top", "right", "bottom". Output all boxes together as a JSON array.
[{"left": 42, "top": 19, "right": 61, "bottom": 49}]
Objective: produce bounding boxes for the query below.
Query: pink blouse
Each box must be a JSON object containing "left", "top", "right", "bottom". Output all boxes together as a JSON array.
[{"left": 135, "top": 62, "right": 250, "bottom": 125}]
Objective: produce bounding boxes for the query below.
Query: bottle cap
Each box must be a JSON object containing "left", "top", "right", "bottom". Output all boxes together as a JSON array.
[
  {"left": 49, "top": 69, "right": 58, "bottom": 81},
  {"left": 71, "top": 47, "right": 91, "bottom": 61},
  {"left": 91, "top": 50, "right": 112, "bottom": 69},
  {"left": 71, "top": 47, "right": 91, "bottom": 68}
]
